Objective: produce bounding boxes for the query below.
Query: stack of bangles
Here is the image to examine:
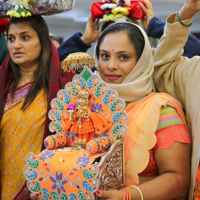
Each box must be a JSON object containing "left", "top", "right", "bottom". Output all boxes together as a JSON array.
[{"left": 121, "top": 185, "right": 143, "bottom": 200}]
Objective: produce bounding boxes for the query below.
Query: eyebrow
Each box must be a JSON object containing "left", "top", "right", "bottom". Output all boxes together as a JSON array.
[
  {"left": 100, "top": 49, "right": 134, "bottom": 55},
  {"left": 8, "top": 31, "right": 29, "bottom": 36},
  {"left": 99, "top": 50, "right": 107, "bottom": 52}
]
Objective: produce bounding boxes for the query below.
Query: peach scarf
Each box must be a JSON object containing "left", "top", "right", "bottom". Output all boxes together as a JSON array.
[{"left": 124, "top": 92, "right": 188, "bottom": 186}]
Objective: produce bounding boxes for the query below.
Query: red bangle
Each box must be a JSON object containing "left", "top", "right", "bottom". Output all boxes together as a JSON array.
[
  {"left": 124, "top": 188, "right": 129, "bottom": 200},
  {"left": 122, "top": 187, "right": 132, "bottom": 200},
  {"left": 127, "top": 187, "right": 131, "bottom": 200}
]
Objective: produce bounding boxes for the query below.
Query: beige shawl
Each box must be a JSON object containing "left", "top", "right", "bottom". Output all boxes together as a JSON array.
[{"left": 94, "top": 22, "right": 154, "bottom": 102}]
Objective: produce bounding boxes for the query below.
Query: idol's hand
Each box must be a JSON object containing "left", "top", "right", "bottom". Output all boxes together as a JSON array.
[{"left": 30, "top": 193, "right": 39, "bottom": 200}]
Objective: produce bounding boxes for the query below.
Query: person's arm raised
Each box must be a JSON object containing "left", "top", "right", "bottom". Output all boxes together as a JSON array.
[
  {"left": 139, "top": 0, "right": 166, "bottom": 39},
  {"left": 153, "top": 9, "right": 194, "bottom": 107},
  {"left": 178, "top": 0, "right": 200, "bottom": 20},
  {"left": 139, "top": 0, "right": 154, "bottom": 30},
  {"left": 81, "top": 14, "right": 100, "bottom": 45}
]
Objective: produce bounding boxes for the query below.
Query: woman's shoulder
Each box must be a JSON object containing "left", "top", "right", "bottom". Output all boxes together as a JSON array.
[
  {"left": 150, "top": 92, "right": 182, "bottom": 106},
  {"left": 138, "top": 92, "right": 179, "bottom": 104},
  {"left": 158, "top": 105, "right": 184, "bottom": 128}
]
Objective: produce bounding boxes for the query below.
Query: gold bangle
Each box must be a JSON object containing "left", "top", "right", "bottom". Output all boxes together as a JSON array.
[
  {"left": 129, "top": 185, "right": 143, "bottom": 200},
  {"left": 174, "top": 14, "right": 178, "bottom": 22}
]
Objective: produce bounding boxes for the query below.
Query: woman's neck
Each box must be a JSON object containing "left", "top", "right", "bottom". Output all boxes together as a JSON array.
[{"left": 19, "top": 63, "right": 38, "bottom": 83}]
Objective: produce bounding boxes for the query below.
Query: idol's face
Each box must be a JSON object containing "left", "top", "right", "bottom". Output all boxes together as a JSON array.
[{"left": 78, "top": 97, "right": 87, "bottom": 106}]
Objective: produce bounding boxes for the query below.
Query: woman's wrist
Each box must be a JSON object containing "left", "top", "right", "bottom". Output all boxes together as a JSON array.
[
  {"left": 81, "top": 35, "right": 91, "bottom": 44},
  {"left": 175, "top": 11, "right": 192, "bottom": 27},
  {"left": 178, "top": 4, "right": 196, "bottom": 20}
]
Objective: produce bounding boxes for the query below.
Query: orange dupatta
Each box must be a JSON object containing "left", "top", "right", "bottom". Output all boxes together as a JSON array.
[{"left": 124, "top": 92, "right": 188, "bottom": 186}]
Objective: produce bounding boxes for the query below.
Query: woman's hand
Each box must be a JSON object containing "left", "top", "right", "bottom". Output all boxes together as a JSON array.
[
  {"left": 81, "top": 14, "right": 100, "bottom": 44},
  {"left": 95, "top": 189, "right": 123, "bottom": 200},
  {"left": 139, "top": 0, "right": 155, "bottom": 30},
  {"left": 30, "top": 193, "right": 39, "bottom": 200},
  {"left": 179, "top": 0, "right": 200, "bottom": 20}
]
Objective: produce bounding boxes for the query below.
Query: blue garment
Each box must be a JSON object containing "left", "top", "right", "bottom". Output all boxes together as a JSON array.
[
  {"left": 0, "top": 32, "right": 8, "bottom": 66},
  {"left": 58, "top": 32, "right": 91, "bottom": 62},
  {"left": 147, "top": 16, "right": 200, "bottom": 58}
]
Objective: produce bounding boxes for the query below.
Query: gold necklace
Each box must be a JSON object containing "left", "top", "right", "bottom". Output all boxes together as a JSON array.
[{"left": 21, "top": 77, "right": 34, "bottom": 85}]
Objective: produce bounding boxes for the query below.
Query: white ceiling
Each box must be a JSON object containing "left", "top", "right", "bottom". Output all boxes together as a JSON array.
[{"left": 44, "top": 0, "right": 200, "bottom": 33}]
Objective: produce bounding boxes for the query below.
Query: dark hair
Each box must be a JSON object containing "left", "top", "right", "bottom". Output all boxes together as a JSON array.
[
  {"left": 100, "top": 21, "right": 114, "bottom": 32},
  {"left": 96, "top": 23, "right": 145, "bottom": 61},
  {"left": 6, "top": 15, "right": 51, "bottom": 110}
]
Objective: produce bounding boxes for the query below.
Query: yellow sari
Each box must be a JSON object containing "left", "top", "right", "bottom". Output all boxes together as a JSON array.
[{"left": 0, "top": 83, "right": 47, "bottom": 199}]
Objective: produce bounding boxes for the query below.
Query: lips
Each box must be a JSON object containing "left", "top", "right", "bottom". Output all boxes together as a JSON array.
[
  {"left": 13, "top": 52, "right": 24, "bottom": 57},
  {"left": 106, "top": 74, "right": 121, "bottom": 81}
]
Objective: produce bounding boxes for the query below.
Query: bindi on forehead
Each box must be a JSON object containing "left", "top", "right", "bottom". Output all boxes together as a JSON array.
[{"left": 112, "top": 49, "right": 114, "bottom": 51}]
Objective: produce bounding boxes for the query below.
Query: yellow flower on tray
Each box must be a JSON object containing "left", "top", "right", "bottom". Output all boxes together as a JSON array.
[
  {"left": 22, "top": 0, "right": 30, "bottom": 2},
  {"left": 6, "top": 10, "right": 18, "bottom": 17},
  {"left": 103, "top": 13, "right": 115, "bottom": 21},
  {"left": 112, "top": 6, "right": 130, "bottom": 17},
  {"left": 7, "top": 6, "right": 31, "bottom": 17}
]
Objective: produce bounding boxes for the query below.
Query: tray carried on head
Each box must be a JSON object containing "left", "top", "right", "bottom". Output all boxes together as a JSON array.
[{"left": 0, "top": 0, "right": 74, "bottom": 18}]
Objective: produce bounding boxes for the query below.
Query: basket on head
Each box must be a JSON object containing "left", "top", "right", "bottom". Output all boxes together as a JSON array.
[{"left": 0, "top": 0, "right": 74, "bottom": 18}]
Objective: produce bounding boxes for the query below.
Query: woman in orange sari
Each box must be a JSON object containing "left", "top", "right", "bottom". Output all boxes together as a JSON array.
[
  {"left": 0, "top": 16, "right": 74, "bottom": 199},
  {"left": 94, "top": 22, "right": 191, "bottom": 200}
]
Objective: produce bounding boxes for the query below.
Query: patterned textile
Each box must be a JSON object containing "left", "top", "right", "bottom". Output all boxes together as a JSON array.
[
  {"left": 124, "top": 93, "right": 190, "bottom": 185},
  {"left": 24, "top": 148, "right": 105, "bottom": 199},
  {"left": 44, "top": 133, "right": 69, "bottom": 150},
  {"left": 62, "top": 108, "right": 113, "bottom": 141},
  {"left": 157, "top": 106, "right": 184, "bottom": 130},
  {"left": 86, "top": 136, "right": 113, "bottom": 154},
  {"left": 139, "top": 106, "right": 190, "bottom": 177},
  {"left": 0, "top": 86, "right": 46, "bottom": 199}
]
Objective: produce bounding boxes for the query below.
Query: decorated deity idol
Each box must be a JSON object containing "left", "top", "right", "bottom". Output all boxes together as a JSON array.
[
  {"left": 62, "top": 88, "right": 113, "bottom": 147},
  {"left": 23, "top": 67, "right": 128, "bottom": 199}
]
